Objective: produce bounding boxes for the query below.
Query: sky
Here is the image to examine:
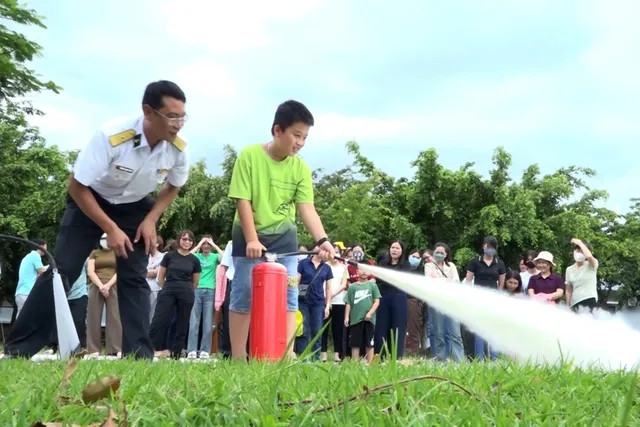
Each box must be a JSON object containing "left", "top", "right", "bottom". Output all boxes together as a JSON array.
[{"left": 17, "top": 0, "right": 640, "bottom": 213}]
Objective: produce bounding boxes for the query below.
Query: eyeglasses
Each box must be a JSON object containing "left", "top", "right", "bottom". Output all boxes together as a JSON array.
[
  {"left": 154, "top": 110, "right": 189, "bottom": 125},
  {"left": 180, "top": 237, "right": 193, "bottom": 242}
]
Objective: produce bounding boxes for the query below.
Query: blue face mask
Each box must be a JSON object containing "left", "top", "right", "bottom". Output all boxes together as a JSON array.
[
  {"left": 408, "top": 256, "right": 420, "bottom": 268},
  {"left": 484, "top": 248, "right": 497, "bottom": 257},
  {"left": 433, "top": 253, "right": 446, "bottom": 263}
]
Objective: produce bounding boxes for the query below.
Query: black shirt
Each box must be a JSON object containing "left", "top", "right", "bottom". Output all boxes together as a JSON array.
[
  {"left": 466, "top": 256, "right": 506, "bottom": 288},
  {"left": 376, "top": 258, "right": 412, "bottom": 295},
  {"left": 161, "top": 251, "right": 201, "bottom": 287}
]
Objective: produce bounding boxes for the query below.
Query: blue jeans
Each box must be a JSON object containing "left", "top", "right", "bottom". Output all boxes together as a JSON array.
[
  {"left": 474, "top": 335, "right": 499, "bottom": 361},
  {"left": 230, "top": 256, "right": 299, "bottom": 313},
  {"left": 297, "top": 300, "right": 325, "bottom": 359},
  {"left": 429, "top": 306, "right": 465, "bottom": 362},
  {"left": 187, "top": 288, "right": 214, "bottom": 353}
]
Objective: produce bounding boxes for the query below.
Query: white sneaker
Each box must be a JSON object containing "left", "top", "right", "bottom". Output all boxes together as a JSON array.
[
  {"left": 187, "top": 351, "right": 197, "bottom": 359},
  {"left": 199, "top": 351, "right": 210, "bottom": 359}
]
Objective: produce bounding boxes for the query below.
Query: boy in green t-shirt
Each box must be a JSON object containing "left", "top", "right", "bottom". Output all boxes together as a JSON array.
[
  {"left": 227, "top": 100, "right": 336, "bottom": 360},
  {"left": 344, "top": 268, "right": 381, "bottom": 363}
]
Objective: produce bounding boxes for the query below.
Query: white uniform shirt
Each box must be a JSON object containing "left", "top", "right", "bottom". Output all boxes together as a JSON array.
[{"left": 73, "top": 115, "right": 189, "bottom": 204}]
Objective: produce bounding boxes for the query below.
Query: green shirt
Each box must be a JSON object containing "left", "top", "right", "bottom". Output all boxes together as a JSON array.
[
  {"left": 345, "top": 280, "right": 381, "bottom": 325},
  {"left": 195, "top": 253, "right": 219, "bottom": 289},
  {"left": 228, "top": 143, "right": 314, "bottom": 256}
]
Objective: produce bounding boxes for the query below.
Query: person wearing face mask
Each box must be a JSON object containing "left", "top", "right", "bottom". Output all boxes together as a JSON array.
[
  {"left": 519, "top": 250, "right": 539, "bottom": 294},
  {"left": 405, "top": 249, "right": 425, "bottom": 354},
  {"left": 465, "top": 236, "right": 506, "bottom": 361},
  {"left": 347, "top": 244, "right": 374, "bottom": 284},
  {"left": 425, "top": 243, "right": 464, "bottom": 361},
  {"left": 86, "top": 234, "right": 121, "bottom": 357},
  {"left": 565, "top": 238, "right": 599, "bottom": 312}
]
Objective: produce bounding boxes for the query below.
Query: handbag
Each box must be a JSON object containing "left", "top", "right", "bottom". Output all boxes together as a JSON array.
[{"left": 298, "top": 283, "right": 311, "bottom": 299}]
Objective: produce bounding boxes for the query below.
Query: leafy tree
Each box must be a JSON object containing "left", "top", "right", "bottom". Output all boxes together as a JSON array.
[
  {"left": 0, "top": 105, "right": 71, "bottom": 301},
  {"left": 158, "top": 145, "right": 237, "bottom": 246},
  {"left": 0, "top": 0, "right": 60, "bottom": 110}
]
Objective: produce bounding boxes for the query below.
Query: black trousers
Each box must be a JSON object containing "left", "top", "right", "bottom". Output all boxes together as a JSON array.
[
  {"left": 218, "top": 279, "right": 232, "bottom": 356},
  {"left": 322, "top": 304, "right": 347, "bottom": 359},
  {"left": 149, "top": 285, "right": 194, "bottom": 356},
  {"left": 4, "top": 192, "right": 155, "bottom": 359},
  {"left": 374, "top": 292, "right": 408, "bottom": 358},
  {"left": 68, "top": 295, "right": 88, "bottom": 348}
]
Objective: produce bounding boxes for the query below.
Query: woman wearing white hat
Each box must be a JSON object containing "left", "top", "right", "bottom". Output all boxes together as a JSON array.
[{"left": 526, "top": 251, "right": 565, "bottom": 303}]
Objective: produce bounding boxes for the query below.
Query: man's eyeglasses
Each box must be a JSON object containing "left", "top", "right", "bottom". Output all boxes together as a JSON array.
[{"left": 154, "top": 110, "right": 188, "bottom": 125}]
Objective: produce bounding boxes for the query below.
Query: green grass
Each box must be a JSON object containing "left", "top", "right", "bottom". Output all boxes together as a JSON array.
[{"left": 0, "top": 357, "right": 638, "bottom": 426}]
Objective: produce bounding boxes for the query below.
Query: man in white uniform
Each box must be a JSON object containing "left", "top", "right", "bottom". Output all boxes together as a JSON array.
[{"left": 4, "top": 80, "right": 190, "bottom": 359}]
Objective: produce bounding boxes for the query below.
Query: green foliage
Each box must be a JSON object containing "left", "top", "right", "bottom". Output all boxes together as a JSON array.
[
  {"left": 0, "top": 0, "right": 61, "bottom": 107},
  {"left": 0, "top": 105, "right": 71, "bottom": 301},
  {"left": 157, "top": 146, "right": 237, "bottom": 245},
  {"left": 0, "top": 358, "right": 638, "bottom": 425}
]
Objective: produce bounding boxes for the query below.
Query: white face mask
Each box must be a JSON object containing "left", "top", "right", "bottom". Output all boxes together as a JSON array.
[
  {"left": 100, "top": 239, "right": 109, "bottom": 250},
  {"left": 573, "top": 251, "right": 586, "bottom": 263}
]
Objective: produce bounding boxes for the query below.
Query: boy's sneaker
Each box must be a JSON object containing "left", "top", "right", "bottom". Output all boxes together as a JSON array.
[
  {"left": 199, "top": 351, "right": 210, "bottom": 359},
  {"left": 187, "top": 351, "right": 197, "bottom": 359}
]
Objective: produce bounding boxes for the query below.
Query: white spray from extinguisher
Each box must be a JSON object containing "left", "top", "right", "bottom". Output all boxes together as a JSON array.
[{"left": 355, "top": 263, "right": 640, "bottom": 371}]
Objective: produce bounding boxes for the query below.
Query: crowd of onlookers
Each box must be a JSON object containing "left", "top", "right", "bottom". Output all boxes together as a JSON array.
[{"left": 9, "top": 232, "right": 598, "bottom": 362}]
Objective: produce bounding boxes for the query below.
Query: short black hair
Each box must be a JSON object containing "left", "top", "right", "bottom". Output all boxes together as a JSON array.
[
  {"left": 142, "top": 80, "right": 186, "bottom": 110},
  {"left": 31, "top": 238, "right": 46, "bottom": 247},
  {"left": 483, "top": 236, "right": 498, "bottom": 250},
  {"left": 522, "top": 250, "right": 538, "bottom": 262},
  {"left": 271, "top": 100, "right": 314, "bottom": 136}
]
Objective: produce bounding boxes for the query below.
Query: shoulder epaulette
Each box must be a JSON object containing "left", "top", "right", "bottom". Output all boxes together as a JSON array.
[
  {"left": 171, "top": 136, "right": 186, "bottom": 152},
  {"left": 108, "top": 129, "right": 136, "bottom": 147}
]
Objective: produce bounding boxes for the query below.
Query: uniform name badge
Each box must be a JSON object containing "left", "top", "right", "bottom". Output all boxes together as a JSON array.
[
  {"left": 114, "top": 164, "right": 134, "bottom": 180},
  {"left": 156, "top": 168, "right": 168, "bottom": 184}
]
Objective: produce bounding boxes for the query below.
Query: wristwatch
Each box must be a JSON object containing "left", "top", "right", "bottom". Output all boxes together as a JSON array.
[{"left": 316, "top": 237, "right": 329, "bottom": 247}]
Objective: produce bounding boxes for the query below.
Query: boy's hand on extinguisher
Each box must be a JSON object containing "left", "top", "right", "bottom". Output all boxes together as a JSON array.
[
  {"left": 317, "top": 241, "right": 335, "bottom": 261},
  {"left": 246, "top": 240, "right": 266, "bottom": 259}
]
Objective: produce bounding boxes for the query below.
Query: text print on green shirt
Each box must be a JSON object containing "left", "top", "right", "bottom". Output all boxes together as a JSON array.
[{"left": 271, "top": 178, "right": 298, "bottom": 216}]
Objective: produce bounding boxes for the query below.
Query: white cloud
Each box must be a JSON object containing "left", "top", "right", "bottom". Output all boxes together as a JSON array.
[
  {"left": 25, "top": 93, "right": 113, "bottom": 151},
  {"left": 580, "top": 0, "right": 640, "bottom": 92},
  {"left": 174, "top": 61, "right": 236, "bottom": 99},
  {"left": 313, "top": 74, "right": 558, "bottom": 145},
  {"left": 159, "top": 0, "right": 324, "bottom": 52}
]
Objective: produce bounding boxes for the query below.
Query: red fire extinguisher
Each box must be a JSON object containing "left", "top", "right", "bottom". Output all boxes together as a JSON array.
[{"left": 249, "top": 258, "right": 288, "bottom": 361}]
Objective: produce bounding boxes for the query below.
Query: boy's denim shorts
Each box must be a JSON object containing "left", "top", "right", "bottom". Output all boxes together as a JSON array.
[{"left": 229, "top": 256, "right": 299, "bottom": 313}]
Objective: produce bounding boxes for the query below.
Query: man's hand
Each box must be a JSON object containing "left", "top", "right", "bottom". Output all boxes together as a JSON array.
[
  {"left": 571, "top": 238, "right": 582, "bottom": 246},
  {"left": 324, "top": 306, "right": 330, "bottom": 319},
  {"left": 344, "top": 318, "right": 349, "bottom": 327},
  {"left": 134, "top": 218, "right": 157, "bottom": 255},
  {"left": 364, "top": 313, "right": 372, "bottom": 321},
  {"left": 107, "top": 227, "right": 134, "bottom": 258},
  {"left": 214, "top": 310, "right": 222, "bottom": 326},
  {"left": 246, "top": 240, "right": 266, "bottom": 259},
  {"left": 317, "top": 240, "right": 335, "bottom": 261}
]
